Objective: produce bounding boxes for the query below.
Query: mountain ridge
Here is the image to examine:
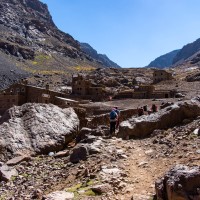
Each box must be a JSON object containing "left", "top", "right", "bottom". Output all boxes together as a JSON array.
[
  {"left": 80, "top": 42, "right": 121, "bottom": 68},
  {"left": 148, "top": 37, "right": 200, "bottom": 69},
  {"left": 0, "top": 0, "right": 120, "bottom": 88},
  {"left": 147, "top": 50, "right": 180, "bottom": 69}
]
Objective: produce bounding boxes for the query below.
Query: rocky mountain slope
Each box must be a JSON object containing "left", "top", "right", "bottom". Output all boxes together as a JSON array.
[
  {"left": 80, "top": 43, "right": 121, "bottom": 68},
  {"left": 148, "top": 37, "right": 200, "bottom": 69},
  {"left": 0, "top": 0, "right": 120, "bottom": 89},
  {"left": 173, "top": 38, "right": 200, "bottom": 65},
  {"left": 147, "top": 50, "right": 179, "bottom": 68}
]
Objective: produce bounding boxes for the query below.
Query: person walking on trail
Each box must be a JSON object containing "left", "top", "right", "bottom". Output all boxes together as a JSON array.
[
  {"left": 151, "top": 104, "right": 158, "bottom": 113},
  {"left": 109, "top": 108, "right": 118, "bottom": 137},
  {"left": 115, "top": 107, "right": 120, "bottom": 129},
  {"left": 143, "top": 105, "right": 148, "bottom": 112},
  {"left": 137, "top": 107, "right": 144, "bottom": 116}
]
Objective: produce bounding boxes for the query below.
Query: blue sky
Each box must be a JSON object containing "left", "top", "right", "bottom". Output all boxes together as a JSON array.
[{"left": 40, "top": 0, "right": 200, "bottom": 68}]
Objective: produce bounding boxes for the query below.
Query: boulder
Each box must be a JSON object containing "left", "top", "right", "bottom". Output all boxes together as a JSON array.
[
  {"left": 76, "top": 126, "right": 109, "bottom": 143},
  {"left": 43, "top": 191, "right": 74, "bottom": 200},
  {"left": 0, "top": 165, "right": 18, "bottom": 182},
  {"left": 69, "top": 144, "right": 89, "bottom": 163},
  {"left": 192, "top": 95, "right": 200, "bottom": 103},
  {"left": 54, "top": 150, "right": 69, "bottom": 158},
  {"left": 91, "top": 183, "right": 112, "bottom": 194},
  {"left": 175, "top": 93, "right": 185, "bottom": 98},
  {"left": 155, "top": 165, "right": 200, "bottom": 200},
  {"left": 76, "top": 127, "right": 92, "bottom": 143},
  {"left": 80, "top": 135, "right": 97, "bottom": 144},
  {"left": 160, "top": 102, "right": 174, "bottom": 109},
  {"left": 0, "top": 103, "right": 79, "bottom": 158},
  {"left": 119, "top": 101, "right": 200, "bottom": 138},
  {"left": 6, "top": 155, "right": 31, "bottom": 166}
]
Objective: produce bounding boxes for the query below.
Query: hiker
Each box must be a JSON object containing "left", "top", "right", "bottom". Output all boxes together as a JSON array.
[
  {"left": 115, "top": 107, "right": 120, "bottom": 129},
  {"left": 109, "top": 108, "right": 118, "bottom": 136},
  {"left": 151, "top": 104, "right": 157, "bottom": 113},
  {"left": 143, "top": 105, "right": 148, "bottom": 112},
  {"left": 137, "top": 107, "right": 144, "bottom": 116}
]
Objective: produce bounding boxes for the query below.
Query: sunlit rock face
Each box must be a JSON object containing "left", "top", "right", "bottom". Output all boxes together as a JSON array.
[
  {"left": 0, "top": 103, "right": 79, "bottom": 159},
  {"left": 119, "top": 100, "right": 200, "bottom": 138}
]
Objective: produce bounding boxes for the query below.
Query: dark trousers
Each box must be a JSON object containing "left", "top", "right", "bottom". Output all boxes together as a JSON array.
[{"left": 110, "top": 121, "right": 116, "bottom": 135}]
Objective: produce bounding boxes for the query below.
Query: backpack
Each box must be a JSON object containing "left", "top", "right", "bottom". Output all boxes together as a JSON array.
[
  {"left": 115, "top": 109, "right": 120, "bottom": 115},
  {"left": 110, "top": 110, "right": 117, "bottom": 120}
]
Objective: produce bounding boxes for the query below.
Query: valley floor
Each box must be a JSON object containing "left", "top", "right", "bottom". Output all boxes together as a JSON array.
[{"left": 1, "top": 118, "right": 199, "bottom": 199}]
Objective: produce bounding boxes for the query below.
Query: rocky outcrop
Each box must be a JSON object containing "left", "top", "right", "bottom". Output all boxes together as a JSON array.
[
  {"left": 186, "top": 72, "right": 200, "bottom": 82},
  {"left": 0, "top": 39, "right": 35, "bottom": 59},
  {"left": 155, "top": 165, "right": 200, "bottom": 200},
  {"left": 0, "top": 0, "right": 79, "bottom": 53},
  {"left": 0, "top": 0, "right": 121, "bottom": 89},
  {"left": 0, "top": 103, "right": 79, "bottom": 159},
  {"left": 119, "top": 101, "right": 200, "bottom": 138}
]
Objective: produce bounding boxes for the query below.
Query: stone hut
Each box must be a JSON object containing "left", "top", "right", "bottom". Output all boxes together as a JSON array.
[
  {"left": 71, "top": 74, "right": 106, "bottom": 100},
  {"left": 114, "top": 84, "right": 174, "bottom": 99},
  {"left": 153, "top": 69, "right": 173, "bottom": 83},
  {"left": 133, "top": 85, "right": 154, "bottom": 98},
  {"left": 0, "top": 82, "right": 77, "bottom": 114},
  {"left": 114, "top": 90, "right": 135, "bottom": 99}
]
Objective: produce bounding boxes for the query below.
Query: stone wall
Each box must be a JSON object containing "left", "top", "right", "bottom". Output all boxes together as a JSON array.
[
  {"left": 0, "top": 94, "right": 26, "bottom": 114},
  {"left": 0, "top": 83, "right": 67, "bottom": 113},
  {"left": 87, "top": 108, "right": 138, "bottom": 128}
]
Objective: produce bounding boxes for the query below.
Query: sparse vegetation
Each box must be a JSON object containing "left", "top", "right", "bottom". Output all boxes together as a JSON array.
[{"left": 71, "top": 65, "right": 96, "bottom": 72}]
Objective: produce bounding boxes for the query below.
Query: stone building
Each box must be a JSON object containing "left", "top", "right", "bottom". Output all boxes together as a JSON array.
[
  {"left": 114, "top": 90, "right": 135, "bottom": 99},
  {"left": 114, "top": 84, "right": 174, "bottom": 99},
  {"left": 133, "top": 85, "right": 154, "bottom": 98},
  {"left": 153, "top": 70, "right": 173, "bottom": 83},
  {"left": 0, "top": 82, "right": 78, "bottom": 114},
  {"left": 71, "top": 74, "right": 106, "bottom": 100}
]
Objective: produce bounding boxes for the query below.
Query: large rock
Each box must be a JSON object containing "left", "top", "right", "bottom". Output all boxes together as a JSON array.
[
  {"left": 186, "top": 72, "right": 200, "bottom": 82},
  {"left": 69, "top": 144, "right": 89, "bottom": 163},
  {"left": 155, "top": 165, "right": 200, "bottom": 200},
  {"left": 76, "top": 126, "right": 110, "bottom": 143},
  {"left": 91, "top": 183, "right": 112, "bottom": 194},
  {"left": 6, "top": 155, "right": 31, "bottom": 166},
  {"left": 0, "top": 103, "right": 79, "bottom": 158},
  {"left": 119, "top": 101, "right": 200, "bottom": 138},
  {"left": 43, "top": 191, "right": 74, "bottom": 200},
  {"left": 0, "top": 165, "right": 18, "bottom": 182}
]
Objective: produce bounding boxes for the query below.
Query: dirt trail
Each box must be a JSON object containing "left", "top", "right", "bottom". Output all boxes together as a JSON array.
[
  {"left": 113, "top": 140, "right": 156, "bottom": 200},
  {"left": 114, "top": 135, "right": 200, "bottom": 200}
]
